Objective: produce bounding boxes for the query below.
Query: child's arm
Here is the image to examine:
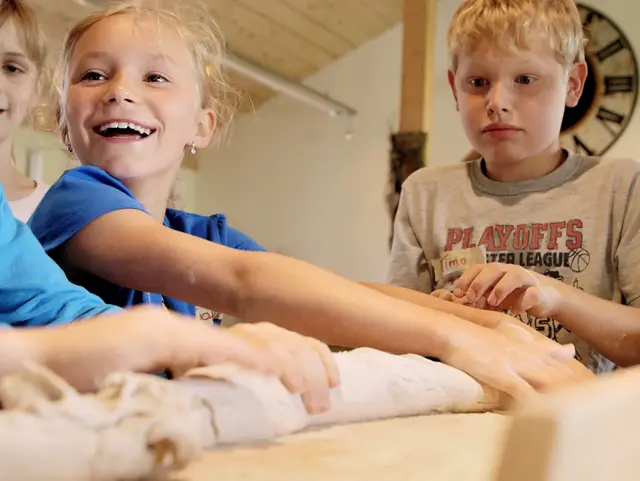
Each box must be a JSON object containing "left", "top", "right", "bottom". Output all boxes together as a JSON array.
[
  {"left": 361, "top": 281, "right": 592, "bottom": 376},
  {"left": 0, "top": 192, "right": 118, "bottom": 327},
  {"left": 453, "top": 263, "right": 640, "bottom": 367},
  {"left": 58, "top": 209, "right": 586, "bottom": 400},
  {"left": 0, "top": 307, "right": 339, "bottom": 412}
]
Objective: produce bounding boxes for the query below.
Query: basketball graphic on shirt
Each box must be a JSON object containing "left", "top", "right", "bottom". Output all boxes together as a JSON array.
[{"left": 568, "top": 248, "right": 590, "bottom": 273}]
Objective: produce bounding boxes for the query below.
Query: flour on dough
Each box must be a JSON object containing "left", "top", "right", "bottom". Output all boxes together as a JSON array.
[
  {"left": 179, "top": 347, "right": 505, "bottom": 445},
  {"left": 0, "top": 364, "right": 216, "bottom": 481}
]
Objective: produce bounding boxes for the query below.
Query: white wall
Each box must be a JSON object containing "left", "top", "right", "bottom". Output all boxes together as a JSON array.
[
  {"left": 196, "top": 26, "right": 403, "bottom": 281},
  {"left": 195, "top": 0, "right": 640, "bottom": 282}
]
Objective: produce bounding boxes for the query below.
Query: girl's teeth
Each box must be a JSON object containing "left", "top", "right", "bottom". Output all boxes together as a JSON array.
[{"left": 98, "top": 122, "right": 151, "bottom": 135}]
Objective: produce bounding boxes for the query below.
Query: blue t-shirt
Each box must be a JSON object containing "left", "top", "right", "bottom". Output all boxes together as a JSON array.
[
  {"left": 28, "top": 166, "right": 266, "bottom": 317},
  {"left": 0, "top": 183, "right": 118, "bottom": 327}
]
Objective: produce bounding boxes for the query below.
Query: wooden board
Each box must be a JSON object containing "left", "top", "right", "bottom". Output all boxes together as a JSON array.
[
  {"left": 176, "top": 413, "right": 509, "bottom": 481},
  {"left": 496, "top": 365, "right": 640, "bottom": 481}
]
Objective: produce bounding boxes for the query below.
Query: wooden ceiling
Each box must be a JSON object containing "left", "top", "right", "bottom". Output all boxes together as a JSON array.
[{"left": 29, "top": 0, "right": 403, "bottom": 111}]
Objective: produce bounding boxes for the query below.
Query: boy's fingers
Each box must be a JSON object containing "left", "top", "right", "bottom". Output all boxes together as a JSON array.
[
  {"left": 454, "top": 264, "right": 484, "bottom": 294},
  {"left": 466, "top": 268, "right": 503, "bottom": 301}
]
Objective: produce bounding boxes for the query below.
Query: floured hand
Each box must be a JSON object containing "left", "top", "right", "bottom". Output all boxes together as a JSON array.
[
  {"left": 228, "top": 322, "right": 340, "bottom": 414},
  {"left": 439, "top": 316, "right": 589, "bottom": 404}
]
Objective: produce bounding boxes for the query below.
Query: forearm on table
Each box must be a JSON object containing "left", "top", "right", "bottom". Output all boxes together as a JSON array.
[{"left": 551, "top": 282, "right": 640, "bottom": 366}]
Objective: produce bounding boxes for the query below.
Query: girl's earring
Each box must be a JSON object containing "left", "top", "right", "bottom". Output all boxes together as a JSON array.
[
  {"left": 190, "top": 142, "right": 197, "bottom": 155},
  {"left": 67, "top": 144, "right": 73, "bottom": 153}
]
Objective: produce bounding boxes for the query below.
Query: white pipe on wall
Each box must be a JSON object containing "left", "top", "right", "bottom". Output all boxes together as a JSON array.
[{"left": 25, "top": 148, "right": 43, "bottom": 183}]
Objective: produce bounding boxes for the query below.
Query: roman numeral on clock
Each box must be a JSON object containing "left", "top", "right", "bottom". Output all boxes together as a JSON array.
[
  {"left": 573, "top": 135, "right": 594, "bottom": 156},
  {"left": 582, "top": 10, "right": 601, "bottom": 26},
  {"left": 604, "top": 76, "right": 634, "bottom": 95},
  {"left": 596, "top": 38, "right": 626, "bottom": 62},
  {"left": 596, "top": 107, "right": 625, "bottom": 136}
]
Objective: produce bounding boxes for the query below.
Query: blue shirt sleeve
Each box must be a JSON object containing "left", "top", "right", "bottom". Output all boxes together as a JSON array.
[
  {"left": 0, "top": 184, "right": 120, "bottom": 327},
  {"left": 164, "top": 209, "right": 267, "bottom": 252},
  {"left": 28, "top": 166, "right": 147, "bottom": 252},
  {"left": 225, "top": 226, "right": 267, "bottom": 252}
]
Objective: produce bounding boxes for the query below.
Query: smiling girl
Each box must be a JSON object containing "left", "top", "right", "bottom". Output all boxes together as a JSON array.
[{"left": 27, "top": 0, "right": 587, "bottom": 401}]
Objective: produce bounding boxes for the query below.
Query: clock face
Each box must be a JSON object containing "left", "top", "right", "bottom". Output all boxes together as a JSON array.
[{"left": 560, "top": 4, "right": 638, "bottom": 156}]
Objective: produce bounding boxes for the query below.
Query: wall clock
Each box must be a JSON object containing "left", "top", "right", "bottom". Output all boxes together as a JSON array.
[{"left": 560, "top": 4, "right": 638, "bottom": 156}]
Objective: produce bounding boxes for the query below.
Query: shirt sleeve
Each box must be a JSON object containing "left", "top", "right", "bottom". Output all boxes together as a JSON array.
[
  {"left": 386, "top": 183, "right": 434, "bottom": 293},
  {"left": 28, "top": 166, "right": 146, "bottom": 253},
  {"left": 0, "top": 184, "right": 120, "bottom": 327},
  {"left": 225, "top": 226, "right": 267, "bottom": 252},
  {"left": 614, "top": 165, "right": 640, "bottom": 307}
]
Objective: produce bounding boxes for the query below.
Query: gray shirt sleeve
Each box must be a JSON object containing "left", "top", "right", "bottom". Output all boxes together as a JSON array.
[
  {"left": 614, "top": 170, "right": 640, "bottom": 307},
  {"left": 386, "top": 183, "right": 434, "bottom": 293}
]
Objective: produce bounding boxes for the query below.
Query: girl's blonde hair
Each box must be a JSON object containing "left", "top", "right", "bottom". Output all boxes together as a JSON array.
[
  {"left": 448, "top": 0, "right": 587, "bottom": 71},
  {"left": 54, "top": 0, "right": 239, "bottom": 149},
  {"left": 0, "top": 0, "right": 48, "bottom": 129}
]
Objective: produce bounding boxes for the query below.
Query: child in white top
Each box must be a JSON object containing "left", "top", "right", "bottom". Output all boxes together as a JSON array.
[{"left": 0, "top": 0, "right": 50, "bottom": 221}]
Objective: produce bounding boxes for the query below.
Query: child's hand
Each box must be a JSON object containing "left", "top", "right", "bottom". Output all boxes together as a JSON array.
[
  {"left": 440, "top": 318, "right": 591, "bottom": 404},
  {"left": 30, "top": 307, "right": 280, "bottom": 389},
  {"left": 31, "top": 307, "right": 341, "bottom": 414},
  {"left": 431, "top": 289, "right": 458, "bottom": 302},
  {"left": 432, "top": 288, "right": 488, "bottom": 308},
  {"left": 452, "top": 263, "right": 562, "bottom": 317},
  {"left": 228, "top": 322, "right": 340, "bottom": 414}
]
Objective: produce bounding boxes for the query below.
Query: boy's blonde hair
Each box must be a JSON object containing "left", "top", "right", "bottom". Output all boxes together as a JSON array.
[
  {"left": 447, "top": 0, "right": 586, "bottom": 71},
  {"left": 54, "top": 0, "right": 238, "bottom": 148}
]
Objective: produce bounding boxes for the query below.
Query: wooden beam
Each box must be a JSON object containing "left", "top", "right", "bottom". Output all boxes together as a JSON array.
[
  {"left": 399, "top": 0, "right": 437, "bottom": 134},
  {"left": 387, "top": 0, "right": 437, "bottom": 243}
]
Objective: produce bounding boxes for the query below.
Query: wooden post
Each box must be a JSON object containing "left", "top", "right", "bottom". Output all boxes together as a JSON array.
[
  {"left": 387, "top": 0, "right": 437, "bottom": 245},
  {"left": 399, "top": 0, "right": 437, "bottom": 135}
]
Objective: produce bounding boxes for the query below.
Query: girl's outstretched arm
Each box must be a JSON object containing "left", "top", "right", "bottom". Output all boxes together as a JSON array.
[{"left": 60, "top": 209, "right": 589, "bottom": 401}]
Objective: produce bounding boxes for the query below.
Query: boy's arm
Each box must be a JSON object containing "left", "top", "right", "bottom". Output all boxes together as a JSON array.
[
  {"left": 0, "top": 192, "right": 118, "bottom": 327},
  {"left": 548, "top": 170, "right": 640, "bottom": 366},
  {"left": 544, "top": 281, "right": 640, "bottom": 367},
  {"left": 387, "top": 185, "right": 434, "bottom": 293}
]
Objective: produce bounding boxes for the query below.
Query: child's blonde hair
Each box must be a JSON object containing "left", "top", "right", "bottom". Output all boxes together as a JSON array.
[
  {"left": 0, "top": 0, "right": 45, "bottom": 70},
  {"left": 0, "top": 0, "right": 48, "bottom": 128},
  {"left": 447, "top": 0, "right": 586, "bottom": 71},
  {"left": 54, "top": 0, "right": 238, "bottom": 149}
]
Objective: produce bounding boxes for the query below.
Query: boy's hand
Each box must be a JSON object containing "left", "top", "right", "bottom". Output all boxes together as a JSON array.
[
  {"left": 452, "top": 263, "right": 563, "bottom": 317},
  {"left": 228, "top": 322, "right": 340, "bottom": 414},
  {"left": 432, "top": 288, "right": 490, "bottom": 309}
]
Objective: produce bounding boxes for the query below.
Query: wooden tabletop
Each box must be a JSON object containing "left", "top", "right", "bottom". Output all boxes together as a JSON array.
[{"left": 176, "top": 412, "right": 508, "bottom": 481}]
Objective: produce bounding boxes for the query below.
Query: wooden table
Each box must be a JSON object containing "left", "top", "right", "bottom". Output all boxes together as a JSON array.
[{"left": 178, "top": 413, "right": 508, "bottom": 481}]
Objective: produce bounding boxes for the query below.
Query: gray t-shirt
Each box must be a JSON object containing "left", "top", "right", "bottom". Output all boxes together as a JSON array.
[{"left": 387, "top": 153, "right": 640, "bottom": 373}]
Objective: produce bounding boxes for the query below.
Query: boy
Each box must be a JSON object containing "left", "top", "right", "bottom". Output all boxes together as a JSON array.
[{"left": 387, "top": 0, "right": 640, "bottom": 373}]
